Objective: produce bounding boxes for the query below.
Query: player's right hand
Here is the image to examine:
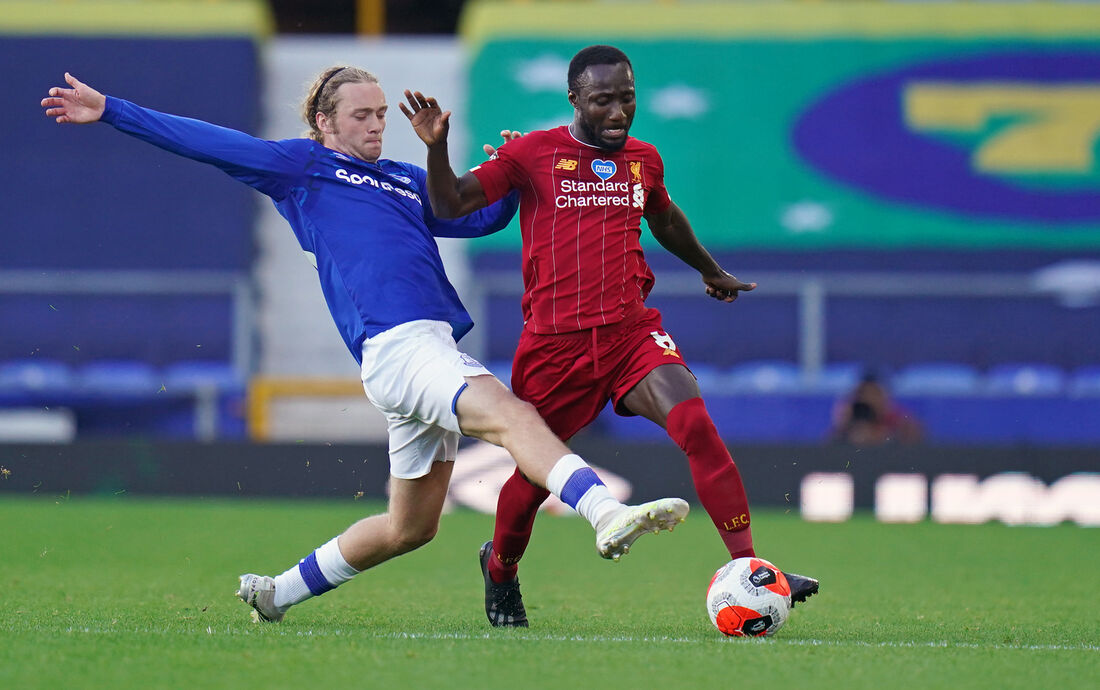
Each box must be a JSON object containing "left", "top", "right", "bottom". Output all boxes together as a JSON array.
[
  {"left": 41, "top": 72, "right": 106, "bottom": 124},
  {"left": 482, "top": 130, "right": 523, "bottom": 157},
  {"left": 400, "top": 90, "right": 450, "bottom": 146}
]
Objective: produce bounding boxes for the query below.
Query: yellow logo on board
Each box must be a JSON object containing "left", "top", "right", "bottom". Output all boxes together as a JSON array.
[{"left": 905, "top": 83, "right": 1100, "bottom": 173}]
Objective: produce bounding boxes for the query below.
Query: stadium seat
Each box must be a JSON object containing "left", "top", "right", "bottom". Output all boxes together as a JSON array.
[
  {"left": 0, "top": 359, "right": 73, "bottom": 392},
  {"left": 891, "top": 362, "right": 981, "bottom": 396},
  {"left": 77, "top": 360, "right": 159, "bottom": 395},
  {"left": 1069, "top": 366, "right": 1100, "bottom": 397},
  {"left": 725, "top": 360, "right": 803, "bottom": 393},
  {"left": 985, "top": 363, "right": 1066, "bottom": 396},
  {"left": 162, "top": 360, "right": 243, "bottom": 392}
]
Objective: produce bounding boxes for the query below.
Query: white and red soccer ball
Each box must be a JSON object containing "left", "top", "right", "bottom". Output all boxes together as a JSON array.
[{"left": 706, "top": 557, "right": 792, "bottom": 637}]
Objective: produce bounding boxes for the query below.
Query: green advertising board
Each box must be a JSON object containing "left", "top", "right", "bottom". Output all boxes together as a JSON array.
[{"left": 462, "top": 1, "right": 1100, "bottom": 250}]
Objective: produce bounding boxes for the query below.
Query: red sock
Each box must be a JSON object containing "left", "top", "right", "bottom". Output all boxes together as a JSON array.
[
  {"left": 666, "top": 397, "right": 755, "bottom": 559},
  {"left": 488, "top": 468, "right": 550, "bottom": 583}
]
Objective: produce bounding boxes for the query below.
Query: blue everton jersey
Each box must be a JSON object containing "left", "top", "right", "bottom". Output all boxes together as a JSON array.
[{"left": 101, "top": 96, "right": 517, "bottom": 363}]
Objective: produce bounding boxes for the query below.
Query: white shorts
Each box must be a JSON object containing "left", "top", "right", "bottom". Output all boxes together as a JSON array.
[{"left": 360, "top": 319, "right": 493, "bottom": 479}]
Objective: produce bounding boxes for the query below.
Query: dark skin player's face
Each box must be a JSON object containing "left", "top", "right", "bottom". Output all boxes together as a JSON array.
[{"left": 568, "top": 62, "right": 636, "bottom": 151}]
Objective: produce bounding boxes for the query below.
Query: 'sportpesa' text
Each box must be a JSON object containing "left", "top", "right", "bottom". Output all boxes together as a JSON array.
[{"left": 336, "top": 168, "right": 422, "bottom": 205}]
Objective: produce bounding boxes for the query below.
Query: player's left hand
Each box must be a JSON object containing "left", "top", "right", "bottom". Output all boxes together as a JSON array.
[
  {"left": 703, "top": 271, "right": 756, "bottom": 302},
  {"left": 400, "top": 90, "right": 450, "bottom": 146}
]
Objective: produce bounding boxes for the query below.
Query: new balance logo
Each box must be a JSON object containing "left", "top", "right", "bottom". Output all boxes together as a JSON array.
[{"left": 555, "top": 158, "right": 578, "bottom": 171}]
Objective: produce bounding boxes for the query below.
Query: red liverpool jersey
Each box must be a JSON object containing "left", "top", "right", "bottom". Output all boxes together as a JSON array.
[{"left": 470, "top": 126, "right": 672, "bottom": 334}]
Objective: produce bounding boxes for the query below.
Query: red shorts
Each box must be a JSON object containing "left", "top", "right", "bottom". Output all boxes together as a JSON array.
[{"left": 511, "top": 306, "right": 691, "bottom": 441}]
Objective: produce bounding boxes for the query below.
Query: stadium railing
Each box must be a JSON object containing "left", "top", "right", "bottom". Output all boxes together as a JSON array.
[
  {"left": 0, "top": 270, "right": 253, "bottom": 441},
  {"left": 462, "top": 268, "right": 1098, "bottom": 376},
  {"left": 0, "top": 269, "right": 254, "bottom": 374},
  {"left": 468, "top": 267, "right": 1098, "bottom": 445}
]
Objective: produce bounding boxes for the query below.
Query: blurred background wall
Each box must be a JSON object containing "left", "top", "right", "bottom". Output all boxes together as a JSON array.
[{"left": 1, "top": 1, "right": 1097, "bottom": 516}]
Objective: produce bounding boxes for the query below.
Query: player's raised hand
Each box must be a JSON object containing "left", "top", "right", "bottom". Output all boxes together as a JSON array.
[
  {"left": 400, "top": 90, "right": 450, "bottom": 146},
  {"left": 482, "top": 130, "right": 524, "bottom": 157},
  {"left": 703, "top": 271, "right": 756, "bottom": 303},
  {"left": 41, "top": 72, "right": 106, "bottom": 124}
]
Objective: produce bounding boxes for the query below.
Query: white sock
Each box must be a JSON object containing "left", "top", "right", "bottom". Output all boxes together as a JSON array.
[
  {"left": 545, "top": 454, "right": 588, "bottom": 496},
  {"left": 272, "top": 564, "right": 312, "bottom": 612},
  {"left": 545, "top": 454, "right": 625, "bottom": 531},
  {"left": 272, "top": 537, "right": 358, "bottom": 612},
  {"left": 315, "top": 536, "right": 359, "bottom": 584},
  {"left": 577, "top": 485, "right": 625, "bottom": 533}
]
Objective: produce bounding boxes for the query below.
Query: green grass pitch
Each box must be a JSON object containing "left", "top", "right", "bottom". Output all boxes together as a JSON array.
[{"left": 1, "top": 496, "right": 1096, "bottom": 689}]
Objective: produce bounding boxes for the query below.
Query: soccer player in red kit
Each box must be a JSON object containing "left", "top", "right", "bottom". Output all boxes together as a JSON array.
[{"left": 403, "top": 44, "right": 818, "bottom": 627}]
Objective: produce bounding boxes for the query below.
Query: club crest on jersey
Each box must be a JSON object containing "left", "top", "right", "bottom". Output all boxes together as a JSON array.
[
  {"left": 591, "top": 159, "right": 616, "bottom": 181},
  {"left": 629, "top": 161, "right": 642, "bottom": 183},
  {"left": 555, "top": 158, "right": 578, "bottom": 171}
]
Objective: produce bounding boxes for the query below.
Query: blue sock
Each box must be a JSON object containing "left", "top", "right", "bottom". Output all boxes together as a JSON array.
[
  {"left": 545, "top": 455, "right": 622, "bottom": 529},
  {"left": 273, "top": 537, "right": 358, "bottom": 611}
]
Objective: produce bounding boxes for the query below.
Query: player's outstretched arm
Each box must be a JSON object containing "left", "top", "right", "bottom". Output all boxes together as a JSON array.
[
  {"left": 400, "top": 89, "right": 488, "bottom": 219},
  {"left": 42, "top": 72, "right": 295, "bottom": 199},
  {"left": 41, "top": 72, "right": 105, "bottom": 124},
  {"left": 646, "top": 202, "right": 756, "bottom": 303}
]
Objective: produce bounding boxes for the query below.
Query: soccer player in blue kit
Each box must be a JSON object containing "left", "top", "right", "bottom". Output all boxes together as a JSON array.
[{"left": 42, "top": 68, "right": 690, "bottom": 623}]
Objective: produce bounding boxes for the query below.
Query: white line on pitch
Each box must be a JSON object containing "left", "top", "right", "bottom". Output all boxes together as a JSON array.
[{"left": 13, "top": 626, "right": 1097, "bottom": 653}]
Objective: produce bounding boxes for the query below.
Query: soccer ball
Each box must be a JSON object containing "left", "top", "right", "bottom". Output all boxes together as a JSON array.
[{"left": 706, "top": 557, "right": 792, "bottom": 637}]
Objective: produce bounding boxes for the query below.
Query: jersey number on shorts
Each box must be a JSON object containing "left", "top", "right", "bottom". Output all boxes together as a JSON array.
[{"left": 650, "top": 331, "right": 681, "bottom": 358}]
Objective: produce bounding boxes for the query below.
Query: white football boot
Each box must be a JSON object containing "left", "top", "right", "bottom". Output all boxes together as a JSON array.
[
  {"left": 237, "top": 573, "right": 284, "bottom": 623},
  {"left": 596, "top": 498, "right": 689, "bottom": 561}
]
